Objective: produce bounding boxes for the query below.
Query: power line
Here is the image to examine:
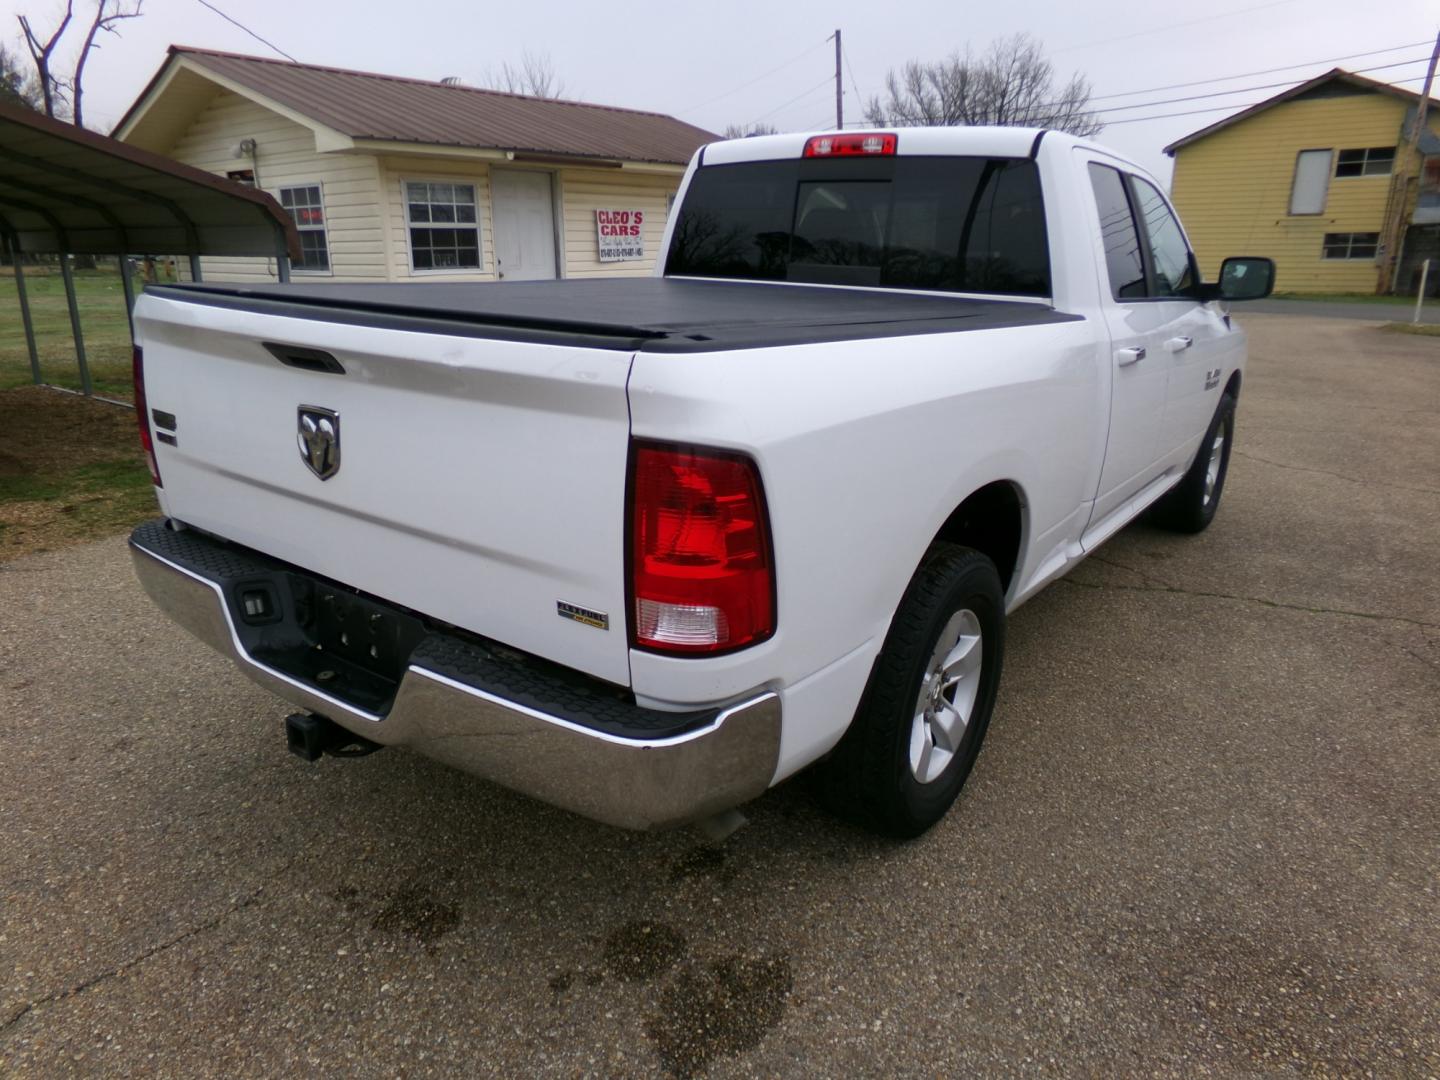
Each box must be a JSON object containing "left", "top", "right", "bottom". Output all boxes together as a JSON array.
[
  {"left": 847, "top": 39, "right": 1429, "bottom": 115},
  {"left": 1053, "top": 0, "right": 1300, "bottom": 54},
  {"left": 1086, "top": 39, "right": 1432, "bottom": 101},
  {"left": 194, "top": 0, "right": 297, "bottom": 63},
  {"left": 677, "top": 39, "right": 831, "bottom": 116},
  {"left": 1103, "top": 73, "right": 1429, "bottom": 126},
  {"left": 1085, "top": 55, "right": 1432, "bottom": 115},
  {"left": 748, "top": 75, "right": 835, "bottom": 127},
  {"left": 842, "top": 40, "right": 865, "bottom": 110}
]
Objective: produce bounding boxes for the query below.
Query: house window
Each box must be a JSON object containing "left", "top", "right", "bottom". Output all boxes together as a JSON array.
[
  {"left": 405, "top": 181, "right": 481, "bottom": 271},
  {"left": 1321, "top": 233, "right": 1379, "bottom": 260},
  {"left": 279, "top": 184, "right": 330, "bottom": 272},
  {"left": 1335, "top": 147, "right": 1395, "bottom": 178},
  {"left": 1289, "top": 149, "right": 1332, "bottom": 215}
]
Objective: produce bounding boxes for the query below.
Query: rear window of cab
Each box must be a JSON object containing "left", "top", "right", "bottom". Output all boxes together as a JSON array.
[{"left": 665, "top": 156, "right": 1050, "bottom": 297}]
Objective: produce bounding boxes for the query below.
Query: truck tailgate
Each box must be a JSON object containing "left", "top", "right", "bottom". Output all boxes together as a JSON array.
[{"left": 135, "top": 292, "right": 635, "bottom": 687}]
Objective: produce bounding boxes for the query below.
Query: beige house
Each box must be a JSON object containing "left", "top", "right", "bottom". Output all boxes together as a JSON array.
[{"left": 114, "top": 47, "right": 716, "bottom": 284}]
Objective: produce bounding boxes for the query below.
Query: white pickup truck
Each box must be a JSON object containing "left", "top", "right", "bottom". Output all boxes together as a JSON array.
[{"left": 129, "top": 127, "right": 1273, "bottom": 836}]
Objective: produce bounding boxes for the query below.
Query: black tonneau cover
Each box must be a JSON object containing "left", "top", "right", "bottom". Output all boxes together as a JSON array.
[{"left": 145, "top": 278, "right": 1080, "bottom": 353}]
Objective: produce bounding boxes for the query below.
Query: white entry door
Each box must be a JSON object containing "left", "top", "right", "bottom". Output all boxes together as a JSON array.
[{"left": 490, "top": 169, "right": 558, "bottom": 280}]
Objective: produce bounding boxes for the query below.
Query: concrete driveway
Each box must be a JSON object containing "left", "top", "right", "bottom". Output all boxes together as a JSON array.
[
  {"left": 1245, "top": 297, "right": 1438, "bottom": 323},
  {"left": 2, "top": 316, "right": 1437, "bottom": 1077}
]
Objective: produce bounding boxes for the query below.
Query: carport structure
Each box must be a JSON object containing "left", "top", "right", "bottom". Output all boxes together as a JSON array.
[{"left": 0, "top": 99, "right": 299, "bottom": 398}]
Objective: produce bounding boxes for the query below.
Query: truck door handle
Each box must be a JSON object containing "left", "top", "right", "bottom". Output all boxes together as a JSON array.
[
  {"left": 1116, "top": 346, "right": 1146, "bottom": 366},
  {"left": 1164, "top": 335, "right": 1193, "bottom": 353}
]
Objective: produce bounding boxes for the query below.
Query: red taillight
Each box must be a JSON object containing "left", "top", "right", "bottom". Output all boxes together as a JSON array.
[
  {"left": 629, "top": 442, "right": 775, "bottom": 655},
  {"left": 132, "top": 346, "right": 162, "bottom": 487},
  {"left": 803, "top": 132, "right": 897, "bottom": 158}
]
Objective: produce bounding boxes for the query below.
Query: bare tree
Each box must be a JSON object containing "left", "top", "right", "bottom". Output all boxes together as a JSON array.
[
  {"left": 722, "top": 122, "right": 779, "bottom": 139},
  {"left": 864, "top": 34, "right": 1101, "bottom": 137},
  {"left": 18, "top": 2, "right": 72, "bottom": 118},
  {"left": 479, "top": 50, "right": 567, "bottom": 99},
  {"left": 16, "top": 0, "right": 143, "bottom": 125},
  {"left": 0, "top": 43, "right": 43, "bottom": 110},
  {"left": 70, "top": 0, "right": 143, "bottom": 129}
]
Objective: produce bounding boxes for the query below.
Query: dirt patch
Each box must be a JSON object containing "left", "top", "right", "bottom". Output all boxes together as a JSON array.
[{"left": 0, "top": 386, "right": 155, "bottom": 560}]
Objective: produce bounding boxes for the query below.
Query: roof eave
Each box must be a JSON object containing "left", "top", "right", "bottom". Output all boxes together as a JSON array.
[
  {"left": 348, "top": 137, "right": 688, "bottom": 170},
  {"left": 1165, "top": 68, "right": 1433, "bottom": 156},
  {"left": 114, "top": 50, "right": 354, "bottom": 153}
]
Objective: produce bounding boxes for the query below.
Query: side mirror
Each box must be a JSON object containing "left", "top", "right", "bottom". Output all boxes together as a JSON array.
[{"left": 1217, "top": 256, "right": 1275, "bottom": 301}]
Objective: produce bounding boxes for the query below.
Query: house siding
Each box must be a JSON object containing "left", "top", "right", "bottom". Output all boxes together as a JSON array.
[
  {"left": 167, "top": 90, "right": 386, "bottom": 283},
  {"left": 374, "top": 158, "right": 678, "bottom": 281},
  {"left": 560, "top": 169, "right": 675, "bottom": 277},
  {"left": 1169, "top": 93, "right": 1408, "bottom": 293},
  {"left": 147, "top": 86, "right": 688, "bottom": 285}
]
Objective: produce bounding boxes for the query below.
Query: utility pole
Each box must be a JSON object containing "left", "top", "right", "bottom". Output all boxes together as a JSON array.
[
  {"left": 831, "top": 29, "right": 843, "bottom": 129},
  {"left": 1380, "top": 27, "right": 1440, "bottom": 293}
]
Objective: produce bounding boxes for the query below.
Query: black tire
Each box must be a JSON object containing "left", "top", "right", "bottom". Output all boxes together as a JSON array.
[
  {"left": 1150, "top": 393, "right": 1236, "bottom": 534},
  {"left": 816, "top": 543, "right": 1005, "bottom": 838}
]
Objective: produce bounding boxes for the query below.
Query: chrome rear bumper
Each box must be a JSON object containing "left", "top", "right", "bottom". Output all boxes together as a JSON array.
[{"left": 129, "top": 520, "right": 780, "bottom": 830}]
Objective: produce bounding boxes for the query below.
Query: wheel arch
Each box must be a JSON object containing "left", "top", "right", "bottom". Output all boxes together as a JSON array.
[
  {"left": 929, "top": 479, "right": 1027, "bottom": 594},
  {"left": 1224, "top": 369, "right": 1242, "bottom": 400}
]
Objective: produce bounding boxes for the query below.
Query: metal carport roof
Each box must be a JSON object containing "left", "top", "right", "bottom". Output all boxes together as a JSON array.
[
  {"left": 0, "top": 99, "right": 300, "bottom": 398},
  {"left": 0, "top": 98, "right": 299, "bottom": 258}
]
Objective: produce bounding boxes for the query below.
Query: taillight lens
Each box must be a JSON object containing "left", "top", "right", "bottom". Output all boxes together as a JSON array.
[
  {"left": 629, "top": 442, "right": 775, "bottom": 654},
  {"left": 132, "top": 346, "right": 162, "bottom": 487},
  {"left": 803, "top": 132, "right": 897, "bottom": 157}
]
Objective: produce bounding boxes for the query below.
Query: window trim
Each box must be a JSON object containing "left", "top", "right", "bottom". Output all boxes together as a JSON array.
[
  {"left": 1334, "top": 147, "right": 1395, "bottom": 179},
  {"left": 278, "top": 180, "right": 332, "bottom": 277},
  {"left": 401, "top": 176, "right": 485, "bottom": 276},
  {"left": 1288, "top": 148, "right": 1333, "bottom": 216}
]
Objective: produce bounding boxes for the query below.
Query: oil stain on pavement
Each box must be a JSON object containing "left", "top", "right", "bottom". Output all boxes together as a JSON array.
[{"left": 644, "top": 952, "right": 794, "bottom": 1078}]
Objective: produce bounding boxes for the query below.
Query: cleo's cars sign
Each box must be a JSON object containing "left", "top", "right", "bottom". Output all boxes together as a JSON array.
[{"left": 596, "top": 208, "right": 645, "bottom": 262}]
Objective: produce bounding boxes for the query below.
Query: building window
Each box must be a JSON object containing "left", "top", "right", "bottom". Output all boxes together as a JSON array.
[
  {"left": 1321, "top": 233, "right": 1379, "bottom": 260},
  {"left": 1289, "top": 149, "right": 1332, "bottom": 215},
  {"left": 405, "top": 181, "right": 480, "bottom": 271},
  {"left": 1335, "top": 147, "right": 1395, "bottom": 178},
  {"left": 278, "top": 184, "right": 330, "bottom": 272}
]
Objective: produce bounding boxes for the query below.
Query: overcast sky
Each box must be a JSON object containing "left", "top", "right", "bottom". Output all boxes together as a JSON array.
[{"left": 1, "top": 0, "right": 1435, "bottom": 182}]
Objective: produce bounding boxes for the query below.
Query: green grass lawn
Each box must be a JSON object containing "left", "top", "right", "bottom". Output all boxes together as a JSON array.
[
  {"left": 0, "top": 266, "right": 137, "bottom": 400},
  {"left": 1270, "top": 291, "right": 1416, "bottom": 305},
  {"left": 1380, "top": 322, "right": 1440, "bottom": 337}
]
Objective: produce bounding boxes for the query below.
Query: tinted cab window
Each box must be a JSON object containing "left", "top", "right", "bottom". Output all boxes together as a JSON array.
[
  {"left": 667, "top": 156, "right": 1051, "bottom": 297},
  {"left": 1130, "top": 177, "right": 1195, "bottom": 297},
  {"left": 1088, "top": 163, "right": 1146, "bottom": 300}
]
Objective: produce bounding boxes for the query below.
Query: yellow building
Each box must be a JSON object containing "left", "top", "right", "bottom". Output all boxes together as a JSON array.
[
  {"left": 115, "top": 47, "right": 715, "bottom": 284},
  {"left": 1166, "top": 68, "right": 1440, "bottom": 295}
]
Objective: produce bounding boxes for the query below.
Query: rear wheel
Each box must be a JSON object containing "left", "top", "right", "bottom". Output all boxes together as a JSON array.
[
  {"left": 817, "top": 543, "right": 1004, "bottom": 837},
  {"left": 1150, "top": 393, "right": 1235, "bottom": 533}
]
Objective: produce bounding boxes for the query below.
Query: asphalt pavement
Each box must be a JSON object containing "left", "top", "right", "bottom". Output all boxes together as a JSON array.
[{"left": 2, "top": 315, "right": 1438, "bottom": 1077}]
